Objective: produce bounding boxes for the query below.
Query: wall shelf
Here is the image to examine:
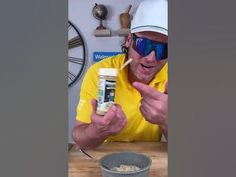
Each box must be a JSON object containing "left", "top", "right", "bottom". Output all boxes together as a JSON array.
[
  {"left": 94, "top": 29, "right": 111, "bottom": 37},
  {"left": 94, "top": 28, "right": 130, "bottom": 37},
  {"left": 118, "top": 28, "right": 130, "bottom": 36}
]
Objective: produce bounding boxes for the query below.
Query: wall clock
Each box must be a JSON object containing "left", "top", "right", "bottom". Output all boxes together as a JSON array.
[{"left": 68, "top": 20, "right": 86, "bottom": 87}]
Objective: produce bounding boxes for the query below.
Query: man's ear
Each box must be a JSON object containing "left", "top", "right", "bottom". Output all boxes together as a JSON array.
[{"left": 125, "top": 32, "right": 132, "bottom": 48}]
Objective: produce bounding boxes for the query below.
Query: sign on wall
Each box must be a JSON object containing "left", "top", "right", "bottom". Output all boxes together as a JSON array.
[{"left": 93, "top": 52, "right": 122, "bottom": 62}]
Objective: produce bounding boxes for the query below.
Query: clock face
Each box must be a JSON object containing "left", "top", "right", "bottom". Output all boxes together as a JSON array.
[{"left": 68, "top": 20, "right": 86, "bottom": 87}]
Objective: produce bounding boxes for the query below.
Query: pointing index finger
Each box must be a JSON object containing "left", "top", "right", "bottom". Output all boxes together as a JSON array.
[{"left": 132, "top": 82, "right": 163, "bottom": 98}]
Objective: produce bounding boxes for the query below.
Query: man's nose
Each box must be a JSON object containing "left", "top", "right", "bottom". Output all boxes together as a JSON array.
[{"left": 145, "top": 50, "right": 156, "bottom": 62}]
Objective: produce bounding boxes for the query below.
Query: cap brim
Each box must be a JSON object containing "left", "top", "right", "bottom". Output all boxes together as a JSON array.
[{"left": 131, "top": 26, "right": 168, "bottom": 36}]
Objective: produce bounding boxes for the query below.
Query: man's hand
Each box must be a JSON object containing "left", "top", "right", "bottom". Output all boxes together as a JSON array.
[
  {"left": 132, "top": 82, "right": 168, "bottom": 138},
  {"left": 90, "top": 99, "right": 127, "bottom": 138}
]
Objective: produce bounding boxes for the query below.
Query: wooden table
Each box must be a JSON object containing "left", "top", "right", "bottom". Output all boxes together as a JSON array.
[{"left": 68, "top": 142, "right": 168, "bottom": 177}]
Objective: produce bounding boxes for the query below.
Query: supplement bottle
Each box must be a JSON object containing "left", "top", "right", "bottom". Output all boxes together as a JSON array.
[{"left": 96, "top": 68, "right": 118, "bottom": 115}]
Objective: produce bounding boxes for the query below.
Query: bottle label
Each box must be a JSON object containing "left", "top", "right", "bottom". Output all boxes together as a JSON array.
[{"left": 97, "top": 78, "right": 116, "bottom": 114}]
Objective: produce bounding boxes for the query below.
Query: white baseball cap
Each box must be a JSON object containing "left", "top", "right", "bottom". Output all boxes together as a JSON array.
[{"left": 131, "top": 0, "right": 168, "bottom": 36}]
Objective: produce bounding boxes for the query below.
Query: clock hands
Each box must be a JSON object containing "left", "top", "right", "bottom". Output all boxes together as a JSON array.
[
  {"left": 68, "top": 57, "right": 84, "bottom": 65},
  {"left": 68, "top": 36, "right": 83, "bottom": 49}
]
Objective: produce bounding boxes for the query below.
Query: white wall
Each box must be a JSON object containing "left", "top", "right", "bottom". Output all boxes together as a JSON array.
[{"left": 68, "top": 0, "right": 144, "bottom": 142}]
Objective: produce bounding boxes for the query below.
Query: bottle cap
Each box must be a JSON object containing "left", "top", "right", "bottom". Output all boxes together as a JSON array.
[{"left": 98, "top": 68, "right": 118, "bottom": 77}]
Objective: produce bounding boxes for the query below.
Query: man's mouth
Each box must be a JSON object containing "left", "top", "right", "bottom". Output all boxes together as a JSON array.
[{"left": 141, "top": 63, "right": 154, "bottom": 69}]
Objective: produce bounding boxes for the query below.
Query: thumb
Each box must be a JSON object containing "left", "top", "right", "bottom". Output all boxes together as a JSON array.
[{"left": 90, "top": 98, "right": 97, "bottom": 113}]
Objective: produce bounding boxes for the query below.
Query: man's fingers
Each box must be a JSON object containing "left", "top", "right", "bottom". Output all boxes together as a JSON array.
[
  {"left": 132, "top": 81, "right": 163, "bottom": 98},
  {"left": 141, "top": 97, "right": 155, "bottom": 108},
  {"left": 102, "top": 105, "right": 117, "bottom": 123},
  {"left": 139, "top": 104, "right": 150, "bottom": 120},
  {"left": 115, "top": 104, "right": 126, "bottom": 121}
]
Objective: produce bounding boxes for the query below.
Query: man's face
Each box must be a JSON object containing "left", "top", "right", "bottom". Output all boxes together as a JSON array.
[{"left": 126, "top": 31, "right": 168, "bottom": 84}]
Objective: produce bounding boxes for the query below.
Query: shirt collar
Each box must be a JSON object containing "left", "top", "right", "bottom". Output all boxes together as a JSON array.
[{"left": 149, "top": 62, "right": 168, "bottom": 87}]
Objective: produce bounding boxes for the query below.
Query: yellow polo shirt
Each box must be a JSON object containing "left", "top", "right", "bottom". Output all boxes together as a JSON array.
[{"left": 76, "top": 54, "right": 168, "bottom": 142}]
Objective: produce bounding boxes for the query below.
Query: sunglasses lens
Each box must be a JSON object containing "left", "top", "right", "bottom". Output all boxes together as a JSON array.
[
  {"left": 134, "top": 35, "right": 167, "bottom": 60},
  {"left": 155, "top": 43, "right": 168, "bottom": 60},
  {"left": 135, "top": 38, "right": 146, "bottom": 55}
]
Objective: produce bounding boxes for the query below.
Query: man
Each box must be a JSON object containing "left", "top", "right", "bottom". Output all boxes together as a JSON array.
[{"left": 72, "top": 0, "right": 168, "bottom": 149}]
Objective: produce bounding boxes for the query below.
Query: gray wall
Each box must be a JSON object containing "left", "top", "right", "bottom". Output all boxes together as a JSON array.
[{"left": 68, "top": 0, "right": 144, "bottom": 142}]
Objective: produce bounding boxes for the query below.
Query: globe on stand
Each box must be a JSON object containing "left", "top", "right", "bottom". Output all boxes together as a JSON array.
[{"left": 92, "top": 3, "right": 111, "bottom": 37}]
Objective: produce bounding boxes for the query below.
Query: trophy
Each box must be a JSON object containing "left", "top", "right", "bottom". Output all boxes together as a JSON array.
[
  {"left": 92, "top": 3, "right": 111, "bottom": 36},
  {"left": 119, "top": 5, "right": 132, "bottom": 36}
]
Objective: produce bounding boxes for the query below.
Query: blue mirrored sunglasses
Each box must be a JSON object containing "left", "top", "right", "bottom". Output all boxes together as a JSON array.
[{"left": 132, "top": 34, "right": 168, "bottom": 61}]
